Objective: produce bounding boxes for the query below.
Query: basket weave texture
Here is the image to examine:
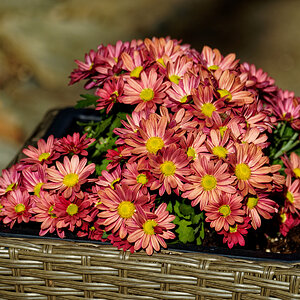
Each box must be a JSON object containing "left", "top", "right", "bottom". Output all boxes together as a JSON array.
[{"left": 0, "top": 237, "right": 299, "bottom": 299}]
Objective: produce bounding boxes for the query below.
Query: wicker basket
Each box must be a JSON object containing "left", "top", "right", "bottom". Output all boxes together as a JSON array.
[
  {"left": 1, "top": 108, "right": 299, "bottom": 299},
  {"left": 0, "top": 237, "right": 299, "bottom": 299}
]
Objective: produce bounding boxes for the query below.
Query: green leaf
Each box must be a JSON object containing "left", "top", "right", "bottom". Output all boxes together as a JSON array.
[
  {"left": 75, "top": 94, "right": 99, "bottom": 108},
  {"left": 191, "top": 212, "right": 203, "bottom": 225},
  {"left": 166, "top": 201, "right": 173, "bottom": 213},
  {"left": 175, "top": 219, "right": 195, "bottom": 244},
  {"left": 179, "top": 203, "right": 194, "bottom": 216}
]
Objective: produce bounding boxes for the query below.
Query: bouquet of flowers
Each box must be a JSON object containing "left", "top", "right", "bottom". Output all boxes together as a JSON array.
[{"left": 0, "top": 37, "right": 299, "bottom": 255}]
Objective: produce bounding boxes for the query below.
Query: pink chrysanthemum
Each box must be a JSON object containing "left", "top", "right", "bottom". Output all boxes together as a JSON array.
[
  {"left": 32, "top": 191, "right": 59, "bottom": 236},
  {"left": 95, "top": 165, "right": 122, "bottom": 190},
  {"left": 106, "top": 146, "right": 125, "bottom": 170},
  {"left": 44, "top": 155, "right": 95, "bottom": 198},
  {"left": 121, "top": 114, "right": 178, "bottom": 160},
  {"left": 22, "top": 135, "right": 60, "bottom": 165},
  {"left": 230, "top": 143, "right": 277, "bottom": 196},
  {"left": 165, "top": 56, "right": 193, "bottom": 85},
  {"left": 97, "top": 184, "right": 152, "bottom": 239},
  {"left": 218, "top": 216, "right": 251, "bottom": 248},
  {"left": 122, "top": 162, "right": 153, "bottom": 194},
  {"left": 149, "top": 144, "right": 191, "bottom": 196},
  {"left": 127, "top": 203, "right": 176, "bottom": 255},
  {"left": 95, "top": 77, "right": 124, "bottom": 113},
  {"left": 245, "top": 192, "right": 278, "bottom": 230},
  {"left": 121, "top": 50, "right": 146, "bottom": 79},
  {"left": 0, "top": 166, "right": 20, "bottom": 196},
  {"left": 282, "top": 152, "right": 300, "bottom": 180},
  {"left": 215, "top": 69, "right": 254, "bottom": 106},
  {"left": 205, "top": 193, "right": 244, "bottom": 231},
  {"left": 284, "top": 177, "right": 300, "bottom": 214},
  {"left": 2, "top": 189, "right": 34, "bottom": 229},
  {"left": 200, "top": 45, "right": 239, "bottom": 72},
  {"left": 107, "top": 232, "right": 135, "bottom": 253},
  {"left": 279, "top": 210, "right": 300, "bottom": 236},
  {"left": 122, "top": 69, "right": 170, "bottom": 112},
  {"left": 22, "top": 165, "right": 47, "bottom": 198},
  {"left": 233, "top": 127, "right": 269, "bottom": 149},
  {"left": 53, "top": 193, "right": 93, "bottom": 232},
  {"left": 56, "top": 132, "right": 95, "bottom": 156},
  {"left": 183, "top": 157, "right": 236, "bottom": 210}
]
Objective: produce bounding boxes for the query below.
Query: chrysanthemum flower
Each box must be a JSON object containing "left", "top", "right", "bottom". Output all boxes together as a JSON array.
[
  {"left": 22, "top": 135, "right": 60, "bottom": 165},
  {"left": 191, "top": 85, "right": 226, "bottom": 127},
  {"left": 245, "top": 192, "right": 278, "bottom": 229},
  {"left": 205, "top": 193, "right": 244, "bottom": 231},
  {"left": 22, "top": 165, "right": 47, "bottom": 198},
  {"left": 279, "top": 210, "right": 300, "bottom": 236},
  {"left": 0, "top": 166, "right": 20, "bottom": 196},
  {"left": 122, "top": 68, "right": 170, "bottom": 112},
  {"left": 144, "top": 37, "right": 183, "bottom": 67},
  {"left": 95, "top": 77, "right": 124, "bottom": 113},
  {"left": 121, "top": 50, "right": 146, "bottom": 78},
  {"left": 218, "top": 216, "right": 251, "bottom": 248},
  {"left": 282, "top": 152, "right": 300, "bottom": 180},
  {"left": 32, "top": 191, "right": 58, "bottom": 236},
  {"left": 180, "top": 130, "right": 207, "bottom": 161},
  {"left": 205, "top": 129, "right": 234, "bottom": 160},
  {"left": 149, "top": 144, "right": 191, "bottom": 196},
  {"left": 233, "top": 128, "right": 269, "bottom": 149},
  {"left": 215, "top": 69, "right": 254, "bottom": 106},
  {"left": 165, "top": 56, "right": 193, "bottom": 85},
  {"left": 200, "top": 46, "right": 239, "bottom": 72},
  {"left": 2, "top": 189, "right": 34, "bottom": 229},
  {"left": 95, "top": 165, "right": 122, "bottom": 190},
  {"left": 183, "top": 157, "right": 236, "bottom": 210},
  {"left": 121, "top": 114, "right": 178, "bottom": 160},
  {"left": 122, "top": 162, "right": 153, "bottom": 194},
  {"left": 284, "top": 177, "right": 300, "bottom": 214},
  {"left": 97, "top": 184, "right": 152, "bottom": 239},
  {"left": 44, "top": 155, "right": 95, "bottom": 198},
  {"left": 106, "top": 146, "right": 125, "bottom": 170},
  {"left": 53, "top": 193, "right": 93, "bottom": 232},
  {"left": 127, "top": 203, "right": 176, "bottom": 255},
  {"left": 56, "top": 132, "right": 95, "bottom": 156},
  {"left": 230, "top": 143, "right": 276, "bottom": 196},
  {"left": 165, "top": 73, "right": 199, "bottom": 111}
]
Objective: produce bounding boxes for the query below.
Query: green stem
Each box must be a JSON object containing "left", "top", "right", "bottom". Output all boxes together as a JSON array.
[
  {"left": 274, "top": 132, "right": 299, "bottom": 159},
  {"left": 279, "top": 121, "right": 287, "bottom": 137}
]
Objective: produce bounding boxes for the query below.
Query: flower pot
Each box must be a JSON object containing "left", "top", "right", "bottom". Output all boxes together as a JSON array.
[{"left": 0, "top": 107, "right": 299, "bottom": 299}]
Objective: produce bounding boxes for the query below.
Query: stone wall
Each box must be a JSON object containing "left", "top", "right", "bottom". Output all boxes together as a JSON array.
[{"left": 0, "top": 0, "right": 299, "bottom": 169}]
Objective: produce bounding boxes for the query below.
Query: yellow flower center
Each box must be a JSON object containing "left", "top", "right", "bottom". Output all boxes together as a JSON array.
[
  {"left": 219, "top": 126, "right": 227, "bottom": 137},
  {"left": 212, "top": 146, "right": 228, "bottom": 159},
  {"left": 146, "top": 137, "right": 164, "bottom": 154},
  {"left": 280, "top": 213, "right": 287, "bottom": 223},
  {"left": 15, "top": 203, "right": 26, "bottom": 213},
  {"left": 38, "top": 152, "right": 51, "bottom": 162},
  {"left": 180, "top": 95, "right": 188, "bottom": 103},
  {"left": 143, "top": 219, "right": 158, "bottom": 235},
  {"left": 140, "top": 88, "right": 154, "bottom": 102},
  {"left": 235, "top": 163, "right": 251, "bottom": 180},
  {"left": 286, "top": 191, "right": 294, "bottom": 203},
  {"left": 169, "top": 74, "right": 181, "bottom": 84},
  {"left": 117, "top": 201, "right": 136, "bottom": 219},
  {"left": 63, "top": 173, "right": 79, "bottom": 187},
  {"left": 136, "top": 174, "right": 148, "bottom": 185},
  {"left": 89, "top": 226, "right": 95, "bottom": 231},
  {"left": 33, "top": 182, "right": 44, "bottom": 197},
  {"left": 293, "top": 168, "right": 300, "bottom": 178},
  {"left": 229, "top": 224, "right": 238, "bottom": 233},
  {"left": 156, "top": 57, "right": 166, "bottom": 67},
  {"left": 48, "top": 205, "right": 57, "bottom": 218},
  {"left": 247, "top": 196, "right": 258, "bottom": 209},
  {"left": 201, "top": 103, "right": 216, "bottom": 117},
  {"left": 201, "top": 174, "right": 217, "bottom": 191},
  {"left": 160, "top": 161, "right": 176, "bottom": 176},
  {"left": 219, "top": 205, "right": 231, "bottom": 217},
  {"left": 187, "top": 147, "right": 196, "bottom": 159},
  {"left": 218, "top": 89, "right": 232, "bottom": 101},
  {"left": 5, "top": 182, "right": 17, "bottom": 193},
  {"left": 0, "top": 204, "right": 3, "bottom": 212},
  {"left": 208, "top": 65, "right": 219, "bottom": 71},
  {"left": 66, "top": 203, "right": 78, "bottom": 216},
  {"left": 110, "top": 178, "right": 121, "bottom": 190},
  {"left": 89, "top": 63, "right": 94, "bottom": 70},
  {"left": 130, "top": 66, "right": 143, "bottom": 78}
]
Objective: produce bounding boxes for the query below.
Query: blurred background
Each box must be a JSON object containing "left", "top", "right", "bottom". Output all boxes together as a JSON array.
[{"left": 0, "top": 0, "right": 300, "bottom": 170}]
